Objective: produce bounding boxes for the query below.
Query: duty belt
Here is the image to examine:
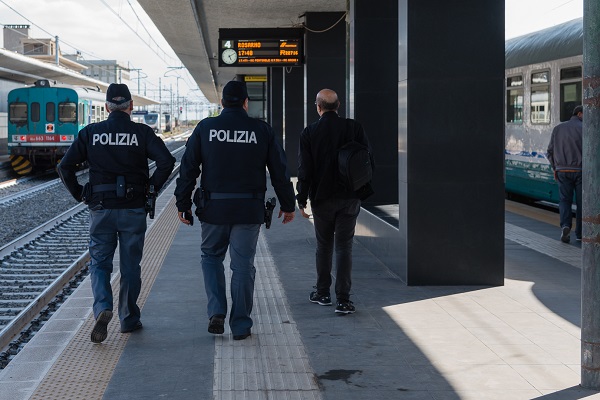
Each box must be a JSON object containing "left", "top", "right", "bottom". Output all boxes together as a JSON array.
[
  {"left": 92, "top": 183, "right": 145, "bottom": 193},
  {"left": 207, "top": 192, "right": 264, "bottom": 200}
]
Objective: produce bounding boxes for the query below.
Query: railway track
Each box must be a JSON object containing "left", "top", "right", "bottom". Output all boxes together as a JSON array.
[{"left": 0, "top": 142, "right": 186, "bottom": 368}]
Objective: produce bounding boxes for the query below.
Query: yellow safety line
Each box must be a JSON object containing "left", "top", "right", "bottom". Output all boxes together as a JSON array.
[{"left": 30, "top": 197, "right": 179, "bottom": 400}]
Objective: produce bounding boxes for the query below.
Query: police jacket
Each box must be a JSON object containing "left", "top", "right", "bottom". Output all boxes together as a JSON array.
[
  {"left": 174, "top": 107, "right": 295, "bottom": 225},
  {"left": 547, "top": 115, "right": 583, "bottom": 172},
  {"left": 58, "top": 110, "right": 176, "bottom": 209},
  {"left": 296, "top": 111, "right": 371, "bottom": 208}
]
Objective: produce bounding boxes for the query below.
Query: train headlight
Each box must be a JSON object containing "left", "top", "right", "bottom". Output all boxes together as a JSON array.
[
  {"left": 60, "top": 135, "right": 74, "bottom": 142},
  {"left": 12, "top": 135, "right": 27, "bottom": 142}
]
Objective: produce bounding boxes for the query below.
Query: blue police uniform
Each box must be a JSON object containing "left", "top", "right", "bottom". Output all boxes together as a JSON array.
[
  {"left": 174, "top": 105, "right": 295, "bottom": 338},
  {"left": 58, "top": 109, "right": 175, "bottom": 333}
]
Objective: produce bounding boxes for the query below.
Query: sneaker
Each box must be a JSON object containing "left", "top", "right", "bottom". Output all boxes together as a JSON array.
[
  {"left": 561, "top": 226, "right": 571, "bottom": 243},
  {"left": 121, "top": 321, "right": 143, "bottom": 333},
  {"left": 208, "top": 314, "right": 225, "bottom": 334},
  {"left": 309, "top": 291, "right": 332, "bottom": 306},
  {"left": 91, "top": 310, "right": 113, "bottom": 343},
  {"left": 335, "top": 301, "right": 356, "bottom": 314}
]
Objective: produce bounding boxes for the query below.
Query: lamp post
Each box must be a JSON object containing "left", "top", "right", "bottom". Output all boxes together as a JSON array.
[{"left": 164, "top": 66, "right": 185, "bottom": 127}]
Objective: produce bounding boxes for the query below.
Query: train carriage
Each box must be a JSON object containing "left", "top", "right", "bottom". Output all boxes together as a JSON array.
[
  {"left": 504, "top": 18, "right": 583, "bottom": 203},
  {"left": 7, "top": 79, "right": 106, "bottom": 174}
]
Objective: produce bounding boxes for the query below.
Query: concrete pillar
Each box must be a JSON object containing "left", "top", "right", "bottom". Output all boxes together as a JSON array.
[
  {"left": 397, "top": 0, "right": 505, "bottom": 284},
  {"left": 581, "top": 0, "right": 600, "bottom": 389},
  {"left": 350, "top": 0, "right": 399, "bottom": 205},
  {"left": 283, "top": 67, "right": 304, "bottom": 175},
  {"left": 268, "top": 67, "right": 284, "bottom": 145},
  {"left": 304, "top": 12, "right": 347, "bottom": 124}
]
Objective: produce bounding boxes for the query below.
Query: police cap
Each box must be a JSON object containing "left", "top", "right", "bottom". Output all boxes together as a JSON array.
[{"left": 106, "top": 83, "right": 132, "bottom": 105}]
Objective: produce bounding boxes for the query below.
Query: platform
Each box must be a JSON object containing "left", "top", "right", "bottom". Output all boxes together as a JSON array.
[{"left": 0, "top": 177, "right": 597, "bottom": 400}]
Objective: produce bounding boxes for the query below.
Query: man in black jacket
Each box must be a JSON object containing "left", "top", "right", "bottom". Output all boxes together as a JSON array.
[
  {"left": 58, "top": 83, "right": 175, "bottom": 343},
  {"left": 175, "top": 80, "right": 295, "bottom": 340},
  {"left": 296, "top": 88, "right": 372, "bottom": 314},
  {"left": 547, "top": 104, "right": 583, "bottom": 243}
]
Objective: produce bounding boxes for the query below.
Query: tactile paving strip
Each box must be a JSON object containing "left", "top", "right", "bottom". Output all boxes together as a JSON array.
[
  {"left": 29, "top": 197, "right": 180, "bottom": 400},
  {"left": 213, "top": 233, "right": 322, "bottom": 400},
  {"left": 505, "top": 222, "right": 582, "bottom": 268}
]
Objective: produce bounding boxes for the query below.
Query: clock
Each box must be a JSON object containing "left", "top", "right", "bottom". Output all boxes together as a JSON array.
[{"left": 221, "top": 48, "right": 238, "bottom": 64}]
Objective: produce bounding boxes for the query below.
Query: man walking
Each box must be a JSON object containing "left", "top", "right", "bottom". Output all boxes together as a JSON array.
[
  {"left": 296, "top": 88, "right": 373, "bottom": 314},
  {"left": 58, "top": 83, "right": 175, "bottom": 343},
  {"left": 174, "top": 80, "right": 295, "bottom": 340},
  {"left": 547, "top": 104, "right": 583, "bottom": 243}
]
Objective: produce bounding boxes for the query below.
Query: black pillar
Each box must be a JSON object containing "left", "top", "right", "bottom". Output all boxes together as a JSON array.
[
  {"left": 351, "top": 1, "right": 398, "bottom": 205},
  {"left": 304, "top": 12, "right": 347, "bottom": 125},
  {"left": 398, "top": 0, "right": 505, "bottom": 285},
  {"left": 283, "top": 67, "right": 304, "bottom": 175},
  {"left": 268, "top": 67, "right": 284, "bottom": 145}
]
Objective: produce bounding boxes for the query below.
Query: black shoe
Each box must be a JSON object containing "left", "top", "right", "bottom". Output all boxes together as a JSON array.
[
  {"left": 335, "top": 301, "right": 356, "bottom": 314},
  {"left": 233, "top": 332, "right": 251, "bottom": 340},
  {"left": 561, "top": 226, "right": 571, "bottom": 243},
  {"left": 121, "top": 321, "right": 143, "bottom": 333},
  {"left": 208, "top": 314, "right": 225, "bottom": 334},
  {"left": 309, "top": 291, "right": 332, "bottom": 306},
  {"left": 91, "top": 310, "right": 113, "bottom": 343}
]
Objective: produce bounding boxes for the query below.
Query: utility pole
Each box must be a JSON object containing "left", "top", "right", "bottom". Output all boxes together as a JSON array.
[
  {"left": 581, "top": 0, "right": 600, "bottom": 389},
  {"left": 54, "top": 36, "right": 59, "bottom": 65}
]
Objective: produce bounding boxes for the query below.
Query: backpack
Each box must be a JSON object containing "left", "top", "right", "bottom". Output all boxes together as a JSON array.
[{"left": 337, "top": 120, "right": 373, "bottom": 191}]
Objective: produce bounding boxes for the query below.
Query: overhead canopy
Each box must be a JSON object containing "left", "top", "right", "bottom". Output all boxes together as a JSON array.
[
  {"left": 137, "top": 0, "right": 345, "bottom": 104},
  {"left": 0, "top": 48, "right": 158, "bottom": 106}
]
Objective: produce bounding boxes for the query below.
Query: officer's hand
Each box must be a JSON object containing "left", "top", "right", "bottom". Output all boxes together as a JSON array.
[
  {"left": 278, "top": 210, "right": 295, "bottom": 224},
  {"left": 553, "top": 170, "right": 558, "bottom": 181},
  {"left": 178, "top": 210, "right": 193, "bottom": 225},
  {"left": 299, "top": 208, "right": 311, "bottom": 219}
]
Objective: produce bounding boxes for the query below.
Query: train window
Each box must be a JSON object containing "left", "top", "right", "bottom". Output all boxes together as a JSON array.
[
  {"left": 530, "top": 71, "right": 550, "bottom": 124},
  {"left": 561, "top": 66, "right": 582, "bottom": 80},
  {"left": 560, "top": 66, "right": 582, "bottom": 122},
  {"left": 46, "top": 102, "right": 55, "bottom": 123},
  {"left": 531, "top": 71, "right": 549, "bottom": 84},
  {"left": 31, "top": 102, "right": 40, "bottom": 123},
  {"left": 9, "top": 102, "right": 28, "bottom": 127},
  {"left": 506, "top": 75, "right": 523, "bottom": 123},
  {"left": 58, "top": 102, "right": 77, "bottom": 123},
  {"left": 507, "top": 76, "right": 523, "bottom": 87},
  {"left": 78, "top": 103, "right": 85, "bottom": 125}
]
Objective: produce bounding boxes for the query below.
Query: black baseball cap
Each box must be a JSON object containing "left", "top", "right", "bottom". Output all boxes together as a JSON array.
[
  {"left": 106, "top": 83, "right": 132, "bottom": 104},
  {"left": 222, "top": 81, "right": 248, "bottom": 103}
]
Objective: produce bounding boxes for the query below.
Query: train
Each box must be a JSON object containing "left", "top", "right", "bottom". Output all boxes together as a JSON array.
[
  {"left": 504, "top": 17, "right": 583, "bottom": 203},
  {"left": 7, "top": 79, "right": 106, "bottom": 174},
  {"left": 131, "top": 110, "right": 172, "bottom": 134}
]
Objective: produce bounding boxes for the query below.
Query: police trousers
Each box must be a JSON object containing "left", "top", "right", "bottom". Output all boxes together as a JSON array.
[
  {"left": 89, "top": 207, "right": 147, "bottom": 331},
  {"left": 200, "top": 222, "right": 261, "bottom": 336},
  {"left": 557, "top": 171, "right": 582, "bottom": 239},
  {"left": 311, "top": 198, "right": 361, "bottom": 302}
]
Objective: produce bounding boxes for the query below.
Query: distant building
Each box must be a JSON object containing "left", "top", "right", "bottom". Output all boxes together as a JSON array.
[
  {"left": 2, "top": 24, "right": 133, "bottom": 87},
  {"left": 3, "top": 24, "right": 86, "bottom": 71}
]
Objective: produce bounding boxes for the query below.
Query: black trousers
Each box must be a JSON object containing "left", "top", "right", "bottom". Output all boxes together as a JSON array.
[{"left": 312, "top": 198, "right": 361, "bottom": 302}]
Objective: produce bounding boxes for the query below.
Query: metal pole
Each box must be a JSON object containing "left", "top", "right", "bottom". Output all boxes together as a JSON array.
[
  {"left": 581, "top": 0, "right": 600, "bottom": 389},
  {"left": 54, "top": 36, "right": 59, "bottom": 65}
]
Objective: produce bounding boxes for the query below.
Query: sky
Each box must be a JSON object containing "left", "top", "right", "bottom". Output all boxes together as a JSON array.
[{"left": 0, "top": 0, "right": 585, "bottom": 105}]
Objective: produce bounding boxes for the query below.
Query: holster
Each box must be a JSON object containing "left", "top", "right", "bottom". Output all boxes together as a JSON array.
[
  {"left": 81, "top": 182, "right": 92, "bottom": 204},
  {"left": 193, "top": 187, "right": 206, "bottom": 216}
]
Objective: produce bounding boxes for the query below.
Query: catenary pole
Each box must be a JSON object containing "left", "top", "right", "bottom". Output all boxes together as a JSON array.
[{"left": 581, "top": 0, "right": 600, "bottom": 389}]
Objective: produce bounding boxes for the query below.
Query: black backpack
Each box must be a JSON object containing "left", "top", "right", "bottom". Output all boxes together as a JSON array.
[{"left": 337, "top": 120, "right": 373, "bottom": 191}]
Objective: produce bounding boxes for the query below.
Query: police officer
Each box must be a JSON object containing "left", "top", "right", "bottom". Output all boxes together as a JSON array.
[
  {"left": 174, "top": 80, "right": 295, "bottom": 340},
  {"left": 58, "top": 83, "right": 175, "bottom": 343}
]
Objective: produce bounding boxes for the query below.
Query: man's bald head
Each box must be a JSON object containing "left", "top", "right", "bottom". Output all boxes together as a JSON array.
[{"left": 316, "top": 89, "right": 340, "bottom": 112}]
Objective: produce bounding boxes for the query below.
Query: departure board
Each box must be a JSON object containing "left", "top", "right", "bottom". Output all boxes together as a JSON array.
[{"left": 218, "top": 28, "right": 304, "bottom": 67}]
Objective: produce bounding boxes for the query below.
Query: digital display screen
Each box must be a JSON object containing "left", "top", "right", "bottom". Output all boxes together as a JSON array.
[{"left": 218, "top": 28, "right": 304, "bottom": 67}]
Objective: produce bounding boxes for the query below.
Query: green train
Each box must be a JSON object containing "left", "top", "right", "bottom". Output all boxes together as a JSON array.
[
  {"left": 504, "top": 18, "right": 582, "bottom": 203},
  {"left": 7, "top": 79, "right": 106, "bottom": 174}
]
